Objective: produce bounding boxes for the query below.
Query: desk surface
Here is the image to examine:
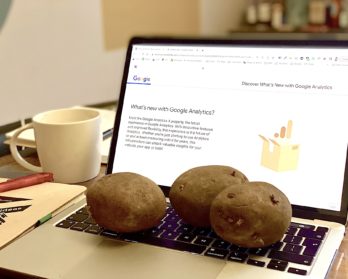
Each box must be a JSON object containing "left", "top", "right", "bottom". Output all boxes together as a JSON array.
[{"left": 0, "top": 153, "right": 347, "bottom": 279}]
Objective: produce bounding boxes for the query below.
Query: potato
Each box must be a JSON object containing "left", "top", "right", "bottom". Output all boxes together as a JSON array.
[
  {"left": 210, "top": 181, "right": 292, "bottom": 248},
  {"left": 169, "top": 165, "right": 248, "bottom": 227},
  {"left": 86, "top": 172, "right": 166, "bottom": 233}
]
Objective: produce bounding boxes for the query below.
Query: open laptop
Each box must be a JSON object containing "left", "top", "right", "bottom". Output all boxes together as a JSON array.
[{"left": 0, "top": 37, "right": 347, "bottom": 279}]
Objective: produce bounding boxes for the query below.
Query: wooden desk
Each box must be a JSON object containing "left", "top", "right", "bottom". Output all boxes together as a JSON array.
[{"left": 0, "top": 153, "right": 347, "bottom": 278}]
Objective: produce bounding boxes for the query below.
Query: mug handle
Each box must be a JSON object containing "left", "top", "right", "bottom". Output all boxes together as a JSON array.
[{"left": 9, "top": 123, "right": 43, "bottom": 173}]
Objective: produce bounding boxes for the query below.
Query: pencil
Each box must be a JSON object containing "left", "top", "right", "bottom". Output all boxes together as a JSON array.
[{"left": 0, "top": 172, "right": 54, "bottom": 193}]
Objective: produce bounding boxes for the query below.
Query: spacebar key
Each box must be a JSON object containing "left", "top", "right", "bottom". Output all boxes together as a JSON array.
[{"left": 126, "top": 235, "right": 206, "bottom": 254}]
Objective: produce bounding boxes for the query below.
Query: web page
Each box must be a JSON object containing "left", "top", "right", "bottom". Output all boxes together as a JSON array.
[{"left": 112, "top": 44, "right": 348, "bottom": 211}]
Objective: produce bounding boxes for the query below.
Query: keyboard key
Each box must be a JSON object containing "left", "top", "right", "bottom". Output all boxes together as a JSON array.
[
  {"left": 269, "top": 241, "right": 283, "bottom": 250},
  {"left": 163, "top": 213, "right": 179, "bottom": 223},
  {"left": 303, "top": 238, "right": 322, "bottom": 247},
  {"left": 268, "top": 250, "right": 313, "bottom": 266},
  {"left": 166, "top": 207, "right": 177, "bottom": 215},
  {"left": 56, "top": 220, "right": 75, "bottom": 228},
  {"left": 76, "top": 207, "right": 89, "bottom": 215},
  {"left": 67, "top": 213, "right": 89, "bottom": 222},
  {"left": 229, "top": 245, "right": 248, "bottom": 253},
  {"left": 205, "top": 247, "right": 229, "bottom": 259},
  {"left": 176, "top": 224, "right": 194, "bottom": 234},
  {"left": 228, "top": 251, "right": 248, "bottom": 263},
  {"left": 70, "top": 222, "right": 89, "bottom": 231},
  {"left": 297, "top": 228, "right": 326, "bottom": 240},
  {"left": 247, "top": 259, "right": 266, "bottom": 267},
  {"left": 85, "top": 225, "right": 102, "bottom": 234},
  {"left": 161, "top": 230, "right": 180, "bottom": 240},
  {"left": 177, "top": 233, "right": 196, "bottom": 243},
  {"left": 249, "top": 247, "right": 269, "bottom": 256},
  {"left": 283, "top": 244, "right": 303, "bottom": 254},
  {"left": 285, "top": 227, "right": 298, "bottom": 235},
  {"left": 288, "top": 267, "right": 307, "bottom": 275},
  {"left": 268, "top": 259, "right": 288, "bottom": 267},
  {"left": 303, "top": 246, "right": 319, "bottom": 257},
  {"left": 212, "top": 239, "right": 230, "bottom": 249},
  {"left": 290, "top": 223, "right": 315, "bottom": 230},
  {"left": 84, "top": 216, "right": 97, "bottom": 225},
  {"left": 283, "top": 235, "right": 303, "bottom": 245},
  {"left": 267, "top": 262, "right": 287, "bottom": 271},
  {"left": 161, "top": 221, "right": 179, "bottom": 231},
  {"left": 143, "top": 227, "right": 164, "bottom": 237},
  {"left": 194, "top": 236, "right": 213, "bottom": 246},
  {"left": 303, "top": 238, "right": 321, "bottom": 256},
  {"left": 192, "top": 227, "right": 212, "bottom": 237},
  {"left": 316, "top": 226, "right": 329, "bottom": 234},
  {"left": 208, "top": 231, "right": 219, "bottom": 238}
]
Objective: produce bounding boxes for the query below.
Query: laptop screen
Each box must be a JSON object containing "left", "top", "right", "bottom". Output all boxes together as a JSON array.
[{"left": 107, "top": 38, "right": 348, "bottom": 220}]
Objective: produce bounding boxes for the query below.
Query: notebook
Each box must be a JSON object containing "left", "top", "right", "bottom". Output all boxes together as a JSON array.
[
  {"left": 0, "top": 37, "right": 347, "bottom": 279},
  {"left": 0, "top": 177, "right": 86, "bottom": 249}
]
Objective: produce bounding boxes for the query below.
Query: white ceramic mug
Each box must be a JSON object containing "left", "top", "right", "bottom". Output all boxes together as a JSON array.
[{"left": 10, "top": 107, "right": 102, "bottom": 183}]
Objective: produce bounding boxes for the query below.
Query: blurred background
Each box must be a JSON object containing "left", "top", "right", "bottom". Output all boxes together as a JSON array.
[{"left": 1, "top": 0, "right": 347, "bottom": 126}]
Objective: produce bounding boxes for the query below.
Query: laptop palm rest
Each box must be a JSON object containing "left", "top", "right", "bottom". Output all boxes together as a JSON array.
[{"left": 0, "top": 222, "right": 225, "bottom": 279}]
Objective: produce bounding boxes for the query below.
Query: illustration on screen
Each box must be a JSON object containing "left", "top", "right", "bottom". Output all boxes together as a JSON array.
[{"left": 259, "top": 120, "right": 300, "bottom": 172}]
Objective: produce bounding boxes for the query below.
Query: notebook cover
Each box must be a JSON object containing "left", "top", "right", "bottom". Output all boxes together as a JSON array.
[{"left": 0, "top": 178, "right": 86, "bottom": 248}]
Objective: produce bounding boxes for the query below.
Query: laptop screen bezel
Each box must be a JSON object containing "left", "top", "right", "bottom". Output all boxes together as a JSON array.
[{"left": 107, "top": 36, "right": 348, "bottom": 225}]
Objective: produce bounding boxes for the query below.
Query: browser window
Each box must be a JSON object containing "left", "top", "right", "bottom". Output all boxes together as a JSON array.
[{"left": 112, "top": 43, "right": 348, "bottom": 212}]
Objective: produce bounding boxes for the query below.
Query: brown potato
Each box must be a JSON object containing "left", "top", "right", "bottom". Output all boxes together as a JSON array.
[
  {"left": 86, "top": 172, "right": 166, "bottom": 233},
  {"left": 169, "top": 165, "right": 248, "bottom": 227},
  {"left": 210, "top": 181, "right": 292, "bottom": 248}
]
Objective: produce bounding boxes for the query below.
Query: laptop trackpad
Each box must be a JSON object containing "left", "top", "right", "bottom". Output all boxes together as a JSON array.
[{"left": 64, "top": 238, "right": 225, "bottom": 279}]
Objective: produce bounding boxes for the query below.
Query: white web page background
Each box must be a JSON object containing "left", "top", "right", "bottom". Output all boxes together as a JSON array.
[{"left": 112, "top": 44, "right": 348, "bottom": 211}]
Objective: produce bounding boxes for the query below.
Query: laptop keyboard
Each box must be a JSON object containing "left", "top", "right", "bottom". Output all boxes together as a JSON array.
[{"left": 55, "top": 205, "right": 328, "bottom": 276}]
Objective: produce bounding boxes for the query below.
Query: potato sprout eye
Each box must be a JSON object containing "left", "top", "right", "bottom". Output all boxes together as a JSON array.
[{"left": 270, "top": 194, "right": 280, "bottom": 205}]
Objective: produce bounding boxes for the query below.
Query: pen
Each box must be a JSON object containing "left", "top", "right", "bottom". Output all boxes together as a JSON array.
[{"left": 0, "top": 172, "right": 54, "bottom": 193}]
